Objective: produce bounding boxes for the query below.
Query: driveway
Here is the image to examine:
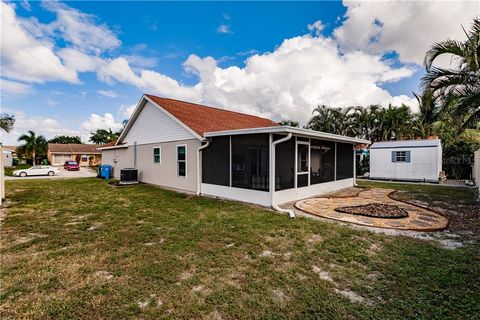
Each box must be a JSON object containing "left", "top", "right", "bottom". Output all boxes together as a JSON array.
[{"left": 5, "top": 167, "right": 97, "bottom": 180}]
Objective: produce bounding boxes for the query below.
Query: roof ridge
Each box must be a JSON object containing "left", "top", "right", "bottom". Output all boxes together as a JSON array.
[{"left": 145, "top": 94, "right": 274, "bottom": 122}]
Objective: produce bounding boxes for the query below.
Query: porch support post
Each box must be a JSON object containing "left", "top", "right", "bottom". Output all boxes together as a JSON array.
[{"left": 353, "top": 146, "right": 358, "bottom": 187}]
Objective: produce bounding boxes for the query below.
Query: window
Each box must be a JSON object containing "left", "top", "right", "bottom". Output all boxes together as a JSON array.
[
  {"left": 153, "top": 147, "right": 161, "bottom": 164},
  {"left": 231, "top": 134, "right": 269, "bottom": 191},
  {"left": 202, "top": 137, "right": 230, "bottom": 186},
  {"left": 274, "top": 135, "right": 295, "bottom": 191},
  {"left": 177, "top": 145, "right": 187, "bottom": 177},
  {"left": 81, "top": 154, "right": 88, "bottom": 162},
  {"left": 336, "top": 142, "right": 354, "bottom": 180},
  {"left": 297, "top": 144, "right": 309, "bottom": 173},
  {"left": 310, "top": 140, "right": 335, "bottom": 184},
  {"left": 392, "top": 151, "right": 410, "bottom": 162}
]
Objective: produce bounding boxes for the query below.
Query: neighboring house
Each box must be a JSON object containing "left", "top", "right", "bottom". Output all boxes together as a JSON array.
[
  {"left": 2, "top": 145, "right": 17, "bottom": 167},
  {"left": 100, "top": 94, "right": 368, "bottom": 212},
  {"left": 369, "top": 139, "right": 442, "bottom": 183},
  {"left": 47, "top": 144, "right": 101, "bottom": 166}
]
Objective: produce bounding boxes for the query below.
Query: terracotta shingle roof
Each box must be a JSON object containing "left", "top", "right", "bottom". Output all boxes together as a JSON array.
[
  {"left": 145, "top": 94, "right": 279, "bottom": 136},
  {"left": 48, "top": 143, "right": 100, "bottom": 154}
]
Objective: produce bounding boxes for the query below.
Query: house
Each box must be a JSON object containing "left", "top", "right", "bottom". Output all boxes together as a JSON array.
[
  {"left": 2, "top": 145, "right": 17, "bottom": 167},
  {"left": 47, "top": 144, "right": 101, "bottom": 166},
  {"left": 369, "top": 139, "right": 442, "bottom": 183},
  {"left": 100, "top": 94, "right": 369, "bottom": 214}
]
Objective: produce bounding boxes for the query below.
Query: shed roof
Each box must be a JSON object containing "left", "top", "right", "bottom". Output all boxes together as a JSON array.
[{"left": 370, "top": 139, "right": 441, "bottom": 149}]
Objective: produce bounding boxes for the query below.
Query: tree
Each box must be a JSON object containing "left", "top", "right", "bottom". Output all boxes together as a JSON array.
[
  {"left": 89, "top": 129, "right": 118, "bottom": 144},
  {"left": 422, "top": 18, "right": 480, "bottom": 129},
  {"left": 17, "top": 131, "right": 47, "bottom": 165},
  {"left": 306, "top": 105, "right": 356, "bottom": 136},
  {"left": 49, "top": 135, "right": 82, "bottom": 144},
  {"left": 278, "top": 120, "right": 299, "bottom": 127},
  {"left": 0, "top": 113, "right": 15, "bottom": 133}
]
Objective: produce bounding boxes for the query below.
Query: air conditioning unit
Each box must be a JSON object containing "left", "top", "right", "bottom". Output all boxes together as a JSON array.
[{"left": 120, "top": 168, "right": 138, "bottom": 185}]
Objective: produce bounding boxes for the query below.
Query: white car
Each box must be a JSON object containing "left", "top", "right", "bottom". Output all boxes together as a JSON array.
[{"left": 13, "top": 166, "right": 60, "bottom": 177}]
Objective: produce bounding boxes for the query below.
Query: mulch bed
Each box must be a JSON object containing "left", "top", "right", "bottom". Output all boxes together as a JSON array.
[{"left": 335, "top": 203, "right": 409, "bottom": 219}]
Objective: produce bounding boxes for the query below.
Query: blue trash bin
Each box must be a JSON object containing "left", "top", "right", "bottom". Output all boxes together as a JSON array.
[{"left": 100, "top": 165, "right": 112, "bottom": 179}]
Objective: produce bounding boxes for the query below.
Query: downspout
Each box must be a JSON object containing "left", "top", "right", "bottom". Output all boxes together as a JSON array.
[
  {"left": 271, "top": 133, "right": 295, "bottom": 218},
  {"left": 196, "top": 140, "right": 210, "bottom": 196}
]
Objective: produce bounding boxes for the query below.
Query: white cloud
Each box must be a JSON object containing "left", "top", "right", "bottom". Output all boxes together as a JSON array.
[
  {"left": 41, "top": 0, "right": 121, "bottom": 54},
  {"left": 57, "top": 48, "right": 100, "bottom": 72},
  {"left": 334, "top": 0, "right": 479, "bottom": 65},
  {"left": 0, "top": 110, "right": 80, "bottom": 145},
  {"left": 119, "top": 103, "right": 136, "bottom": 119},
  {"left": 98, "top": 90, "right": 119, "bottom": 98},
  {"left": 217, "top": 24, "right": 233, "bottom": 34},
  {"left": 91, "top": 26, "right": 417, "bottom": 122},
  {"left": 1, "top": 78, "right": 32, "bottom": 96},
  {"left": 81, "top": 113, "right": 123, "bottom": 133},
  {"left": 0, "top": 1, "right": 78, "bottom": 83}
]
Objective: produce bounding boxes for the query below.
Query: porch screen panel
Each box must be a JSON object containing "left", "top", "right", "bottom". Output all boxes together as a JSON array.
[
  {"left": 274, "top": 135, "right": 295, "bottom": 191},
  {"left": 232, "top": 134, "right": 269, "bottom": 191},
  {"left": 336, "top": 142, "right": 354, "bottom": 180},
  {"left": 310, "top": 139, "right": 335, "bottom": 184},
  {"left": 202, "top": 136, "right": 230, "bottom": 186}
]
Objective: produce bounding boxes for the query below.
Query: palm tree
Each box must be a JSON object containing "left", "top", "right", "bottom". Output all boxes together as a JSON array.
[
  {"left": 89, "top": 129, "right": 118, "bottom": 144},
  {"left": 307, "top": 105, "right": 355, "bottom": 136},
  {"left": 18, "top": 130, "right": 47, "bottom": 165},
  {"left": 422, "top": 18, "right": 480, "bottom": 128},
  {"left": 0, "top": 114, "right": 15, "bottom": 132}
]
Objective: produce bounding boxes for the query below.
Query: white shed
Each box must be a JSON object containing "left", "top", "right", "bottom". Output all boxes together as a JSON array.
[{"left": 369, "top": 139, "right": 442, "bottom": 183}]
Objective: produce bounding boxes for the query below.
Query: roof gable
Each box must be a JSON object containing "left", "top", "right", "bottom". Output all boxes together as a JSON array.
[{"left": 145, "top": 94, "right": 279, "bottom": 136}]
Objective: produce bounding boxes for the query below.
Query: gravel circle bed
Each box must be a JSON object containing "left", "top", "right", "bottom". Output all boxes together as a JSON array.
[{"left": 335, "top": 203, "right": 409, "bottom": 219}]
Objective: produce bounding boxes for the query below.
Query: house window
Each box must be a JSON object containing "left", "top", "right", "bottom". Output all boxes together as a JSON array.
[
  {"left": 81, "top": 154, "right": 88, "bottom": 162},
  {"left": 393, "top": 151, "right": 410, "bottom": 162},
  {"left": 177, "top": 145, "right": 186, "bottom": 177},
  {"left": 153, "top": 147, "right": 161, "bottom": 164}
]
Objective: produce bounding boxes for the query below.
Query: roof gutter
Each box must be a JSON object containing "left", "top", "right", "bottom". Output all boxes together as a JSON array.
[
  {"left": 196, "top": 139, "right": 210, "bottom": 196},
  {"left": 270, "top": 133, "right": 295, "bottom": 219}
]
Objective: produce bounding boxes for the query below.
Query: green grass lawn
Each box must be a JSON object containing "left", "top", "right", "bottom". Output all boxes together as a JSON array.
[{"left": 1, "top": 179, "right": 479, "bottom": 319}]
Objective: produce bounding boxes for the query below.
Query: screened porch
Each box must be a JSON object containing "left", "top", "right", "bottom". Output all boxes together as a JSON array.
[{"left": 200, "top": 131, "right": 357, "bottom": 207}]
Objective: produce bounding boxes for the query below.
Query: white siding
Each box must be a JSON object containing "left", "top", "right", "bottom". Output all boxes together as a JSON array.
[
  {"left": 370, "top": 147, "right": 440, "bottom": 182},
  {"left": 101, "top": 139, "right": 200, "bottom": 193},
  {"left": 122, "top": 101, "right": 196, "bottom": 146},
  {"left": 473, "top": 149, "right": 480, "bottom": 190},
  {"left": 3, "top": 150, "right": 13, "bottom": 167}
]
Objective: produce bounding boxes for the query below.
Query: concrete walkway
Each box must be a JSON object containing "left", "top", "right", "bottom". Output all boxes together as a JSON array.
[{"left": 295, "top": 188, "right": 449, "bottom": 231}]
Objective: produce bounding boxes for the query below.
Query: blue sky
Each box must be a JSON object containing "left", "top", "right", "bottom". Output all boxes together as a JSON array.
[{"left": 1, "top": 0, "right": 477, "bottom": 144}]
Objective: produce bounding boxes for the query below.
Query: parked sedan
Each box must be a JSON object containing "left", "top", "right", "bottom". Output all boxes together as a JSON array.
[
  {"left": 64, "top": 160, "right": 80, "bottom": 171},
  {"left": 13, "top": 166, "right": 60, "bottom": 177}
]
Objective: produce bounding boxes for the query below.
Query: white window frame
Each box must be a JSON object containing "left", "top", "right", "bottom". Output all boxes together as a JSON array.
[
  {"left": 153, "top": 147, "right": 161, "bottom": 164},
  {"left": 176, "top": 144, "right": 187, "bottom": 178},
  {"left": 395, "top": 151, "right": 407, "bottom": 162}
]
